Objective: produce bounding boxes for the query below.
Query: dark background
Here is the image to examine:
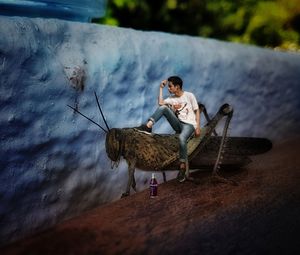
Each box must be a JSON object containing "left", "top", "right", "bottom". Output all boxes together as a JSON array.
[{"left": 96, "top": 0, "right": 300, "bottom": 51}]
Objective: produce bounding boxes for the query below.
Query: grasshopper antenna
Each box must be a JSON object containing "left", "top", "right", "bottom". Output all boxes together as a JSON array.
[
  {"left": 67, "top": 104, "right": 108, "bottom": 133},
  {"left": 94, "top": 91, "right": 110, "bottom": 131}
]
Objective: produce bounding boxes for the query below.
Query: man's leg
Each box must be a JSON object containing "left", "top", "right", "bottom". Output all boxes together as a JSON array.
[
  {"left": 148, "top": 105, "right": 181, "bottom": 132},
  {"left": 177, "top": 123, "right": 195, "bottom": 182},
  {"left": 136, "top": 105, "right": 181, "bottom": 134}
]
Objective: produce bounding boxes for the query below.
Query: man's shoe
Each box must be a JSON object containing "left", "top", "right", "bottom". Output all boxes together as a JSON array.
[
  {"left": 177, "top": 168, "right": 186, "bottom": 183},
  {"left": 135, "top": 124, "right": 152, "bottom": 135}
]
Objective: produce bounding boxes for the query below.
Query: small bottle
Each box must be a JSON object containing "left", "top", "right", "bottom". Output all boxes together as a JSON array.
[{"left": 150, "top": 173, "right": 158, "bottom": 198}]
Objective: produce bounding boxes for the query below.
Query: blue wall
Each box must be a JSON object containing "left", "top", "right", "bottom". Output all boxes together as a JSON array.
[
  {"left": 0, "top": 0, "right": 106, "bottom": 22},
  {"left": 0, "top": 15, "right": 300, "bottom": 245}
]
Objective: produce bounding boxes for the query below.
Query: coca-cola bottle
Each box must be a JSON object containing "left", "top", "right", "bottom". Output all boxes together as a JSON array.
[{"left": 150, "top": 173, "right": 158, "bottom": 198}]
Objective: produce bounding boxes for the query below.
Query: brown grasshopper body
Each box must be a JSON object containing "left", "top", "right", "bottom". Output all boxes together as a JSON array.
[{"left": 106, "top": 104, "right": 236, "bottom": 197}]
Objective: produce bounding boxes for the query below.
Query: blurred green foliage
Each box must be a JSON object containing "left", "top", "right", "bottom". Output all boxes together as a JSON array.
[{"left": 95, "top": 0, "right": 300, "bottom": 51}]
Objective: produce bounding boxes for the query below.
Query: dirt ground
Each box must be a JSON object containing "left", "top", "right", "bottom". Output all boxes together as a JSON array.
[{"left": 1, "top": 137, "right": 300, "bottom": 255}]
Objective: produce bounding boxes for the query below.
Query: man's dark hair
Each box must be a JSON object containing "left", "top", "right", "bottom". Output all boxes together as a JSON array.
[{"left": 168, "top": 76, "right": 183, "bottom": 89}]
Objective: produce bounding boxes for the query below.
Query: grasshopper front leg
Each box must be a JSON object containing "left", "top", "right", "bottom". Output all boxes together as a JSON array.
[{"left": 121, "top": 159, "right": 136, "bottom": 198}]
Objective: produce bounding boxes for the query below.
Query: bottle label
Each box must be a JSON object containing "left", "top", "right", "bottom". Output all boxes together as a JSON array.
[{"left": 150, "top": 184, "right": 158, "bottom": 197}]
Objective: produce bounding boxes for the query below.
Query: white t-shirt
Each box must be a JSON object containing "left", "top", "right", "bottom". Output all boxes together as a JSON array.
[{"left": 164, "top": 91, "right": 199, "bottom": 129}]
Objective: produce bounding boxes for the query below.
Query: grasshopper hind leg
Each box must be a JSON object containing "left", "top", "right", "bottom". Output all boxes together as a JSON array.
[
  {"left": 210, "top": 108, "right": 238, "bottom": 186},
  {"left": 132, "top": 175, "right": 137, "bottom": 192}
]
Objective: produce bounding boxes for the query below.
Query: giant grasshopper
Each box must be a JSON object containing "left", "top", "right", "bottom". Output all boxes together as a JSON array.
[{"left": 68, "top": 93, "right": 272, "bottom": 197}]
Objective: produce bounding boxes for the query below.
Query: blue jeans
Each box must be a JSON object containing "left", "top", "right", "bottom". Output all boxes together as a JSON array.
[{"left": 149, "top": 105, "right": 195, "bottom": 163}]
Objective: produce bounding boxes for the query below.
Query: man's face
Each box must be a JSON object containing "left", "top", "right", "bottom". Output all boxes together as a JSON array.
[{"left": 168, "top": 82, "right": 179, "bottom": 94}]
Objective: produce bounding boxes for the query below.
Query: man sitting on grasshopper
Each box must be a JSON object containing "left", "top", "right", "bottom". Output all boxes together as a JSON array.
[{"left": 136, "top": 76, "right": 201, "bottom": 182}]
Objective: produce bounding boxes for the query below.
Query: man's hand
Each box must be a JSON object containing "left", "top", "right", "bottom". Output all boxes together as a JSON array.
[
  {"left": 195, "top": 127, "right": 201, "bottom": 137},
  {"left": 160, "top": 79, "right": 168, "bottom": 88}
]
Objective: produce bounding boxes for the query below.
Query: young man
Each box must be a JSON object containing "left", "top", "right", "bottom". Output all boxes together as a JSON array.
[{"left": 136, "top": 76, "right": 201, "bottom": 182}]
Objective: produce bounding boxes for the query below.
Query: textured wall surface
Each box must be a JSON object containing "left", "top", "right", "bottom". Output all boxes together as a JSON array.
[
  {"left": 0, "top": 0, "right": 106, "bottom": 21},
  {"left": 0, "top": 15, "right": 300, "bottom": 245}
]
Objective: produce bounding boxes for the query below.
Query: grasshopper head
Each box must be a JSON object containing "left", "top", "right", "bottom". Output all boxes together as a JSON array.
[{"left": 105, "top": 128, "right": 123, "bottom": 162}]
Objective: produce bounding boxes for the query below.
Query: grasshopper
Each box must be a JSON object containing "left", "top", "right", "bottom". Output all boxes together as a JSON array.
[{"left": 68, "top": 93, "right": 272, "bottom": 197}]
